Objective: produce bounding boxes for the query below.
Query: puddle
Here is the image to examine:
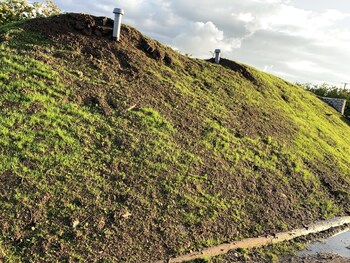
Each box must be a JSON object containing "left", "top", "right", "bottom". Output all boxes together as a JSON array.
[{"left": 299, "top": 228, "right": 350, "bottom": 258}]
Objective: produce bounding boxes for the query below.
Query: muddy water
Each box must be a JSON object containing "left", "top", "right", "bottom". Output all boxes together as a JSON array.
[{"left": 299, "top": 228, "right": 350, "bottom": 258}]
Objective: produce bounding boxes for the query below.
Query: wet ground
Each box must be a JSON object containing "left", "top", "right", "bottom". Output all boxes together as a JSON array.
[
  {"left": 298, "top": 229, "right": 350, "bottom": 259},
  {"left": 283, "top": 229, "right": 350, "bottom": 262},
  {"left": 284, "top": 254, "right": 350, "bottom": 263}
]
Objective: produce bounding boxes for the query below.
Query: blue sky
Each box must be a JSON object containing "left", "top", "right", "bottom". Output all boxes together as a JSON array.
[{"left": 49, "top": 0, "right": 350, "bottom": 86}]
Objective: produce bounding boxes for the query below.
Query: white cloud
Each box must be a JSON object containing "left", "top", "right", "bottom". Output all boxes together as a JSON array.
[
  {"left": 234, "top": 13, "right": 255, "bottom": 23},
  {"left": 172, "top": 21, "right": 241, "bottom": 57},
  {"left": 286, "top": 60, "right": 329, "bottom": 73}
]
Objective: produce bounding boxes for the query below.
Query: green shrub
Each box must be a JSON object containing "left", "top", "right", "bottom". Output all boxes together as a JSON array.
[{"left": 0, "top": 0, "right": 60, "bottom": 25}]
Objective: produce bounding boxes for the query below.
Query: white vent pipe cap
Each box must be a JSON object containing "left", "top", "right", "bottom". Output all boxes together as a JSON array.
[{"left": 113, "top": 8, "right": 125, "bottom": 15}]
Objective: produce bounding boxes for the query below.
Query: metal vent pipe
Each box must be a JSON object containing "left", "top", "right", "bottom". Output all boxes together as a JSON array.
[
  {"left": 113, "top": 8, "right": 124, "bottom": 41},
  {"left": 215, "top": 49, "right": 221, "bottom": 64}
]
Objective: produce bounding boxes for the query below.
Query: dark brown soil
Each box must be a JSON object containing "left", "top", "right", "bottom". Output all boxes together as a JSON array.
[
  {"left": 24, "top": 13, "right": 175, "bottom": 63},
  {"left": 207, "top": 58, "right": 257, "bottom": 83}
]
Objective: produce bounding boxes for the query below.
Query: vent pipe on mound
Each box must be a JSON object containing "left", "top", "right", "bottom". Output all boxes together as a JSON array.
[
  {"left": 215, "top": 49, "right": 221, "bottom": 64},
  {"left": 113, "top": 8, "right": 124, "bottom": 41}
]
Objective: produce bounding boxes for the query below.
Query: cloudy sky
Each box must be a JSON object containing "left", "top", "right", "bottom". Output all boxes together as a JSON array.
[{"left": 51, "top": 0, "right": 350, "bottom": 85}]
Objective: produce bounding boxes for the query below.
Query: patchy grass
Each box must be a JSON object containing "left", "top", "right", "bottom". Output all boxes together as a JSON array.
[{"left": 0, "top": 14, "right": 349, "bottom": 262}]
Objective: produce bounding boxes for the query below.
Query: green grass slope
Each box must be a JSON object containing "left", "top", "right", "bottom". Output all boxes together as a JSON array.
[{"left": 0, "top": 14, "right": 349, "bottom": 262}]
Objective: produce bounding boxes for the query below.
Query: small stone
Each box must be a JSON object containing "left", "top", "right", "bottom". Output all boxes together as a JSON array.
[
  {"left": 72, "top": 219, "right": 80, "bottom": 228},
  {"left": 97, "top": 217, "right": 105, "bottom": 230},
  {"left": 74, "top": 70, "right": 83, "bottom": 78},
  {"left": 122, "top": 212, "right": 132, "bottom": 219}
]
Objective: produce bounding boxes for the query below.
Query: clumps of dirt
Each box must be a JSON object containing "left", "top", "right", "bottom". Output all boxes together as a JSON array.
[
  {"left": 119, "top": 24, "right": 175, "bottom": 65},
  {"left": 24, "top": 13, "right": 114, "bottom": 39},
  {"left": 75, "top": 85, "right": 115, "bottom": 116},
  {"left": 27, "top": 101, "right": 45, "bottom": 114},
  {"left": 24, "top": 13, "right": 175, "bottom": 65},
  {"left": 140, "top": 37, "right": 165, "bottom": 61},
  {"left": 208, "top": 58, "right": 257, "bottom": 83}
]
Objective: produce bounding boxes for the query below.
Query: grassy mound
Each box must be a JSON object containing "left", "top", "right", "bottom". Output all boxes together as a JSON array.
[{"left": 0, "top": 13, "right": 349, "bottom": 262}]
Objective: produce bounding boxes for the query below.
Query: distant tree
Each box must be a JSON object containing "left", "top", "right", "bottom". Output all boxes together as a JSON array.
[{"left": 0, "top": 0, "right": 60, "bottom": 25}]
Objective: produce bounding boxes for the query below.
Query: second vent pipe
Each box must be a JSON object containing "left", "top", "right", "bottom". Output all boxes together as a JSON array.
[{"left": 215, "top": 49, "right": 221, "bottom": 64}]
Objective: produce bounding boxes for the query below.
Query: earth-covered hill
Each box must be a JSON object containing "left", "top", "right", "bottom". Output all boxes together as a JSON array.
[{"left": 0, "top": 13, "right": 349, "bottom": 262}]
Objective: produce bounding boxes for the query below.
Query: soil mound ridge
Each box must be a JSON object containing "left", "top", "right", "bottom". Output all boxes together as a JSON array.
[{"left": 25, "top": 13, "right": 175, "bottom": 64}]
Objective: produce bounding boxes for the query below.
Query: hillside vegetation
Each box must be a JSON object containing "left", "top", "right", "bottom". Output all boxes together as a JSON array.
[{"left": 0, "top": 14, "right": 349, "bottom": 262}]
